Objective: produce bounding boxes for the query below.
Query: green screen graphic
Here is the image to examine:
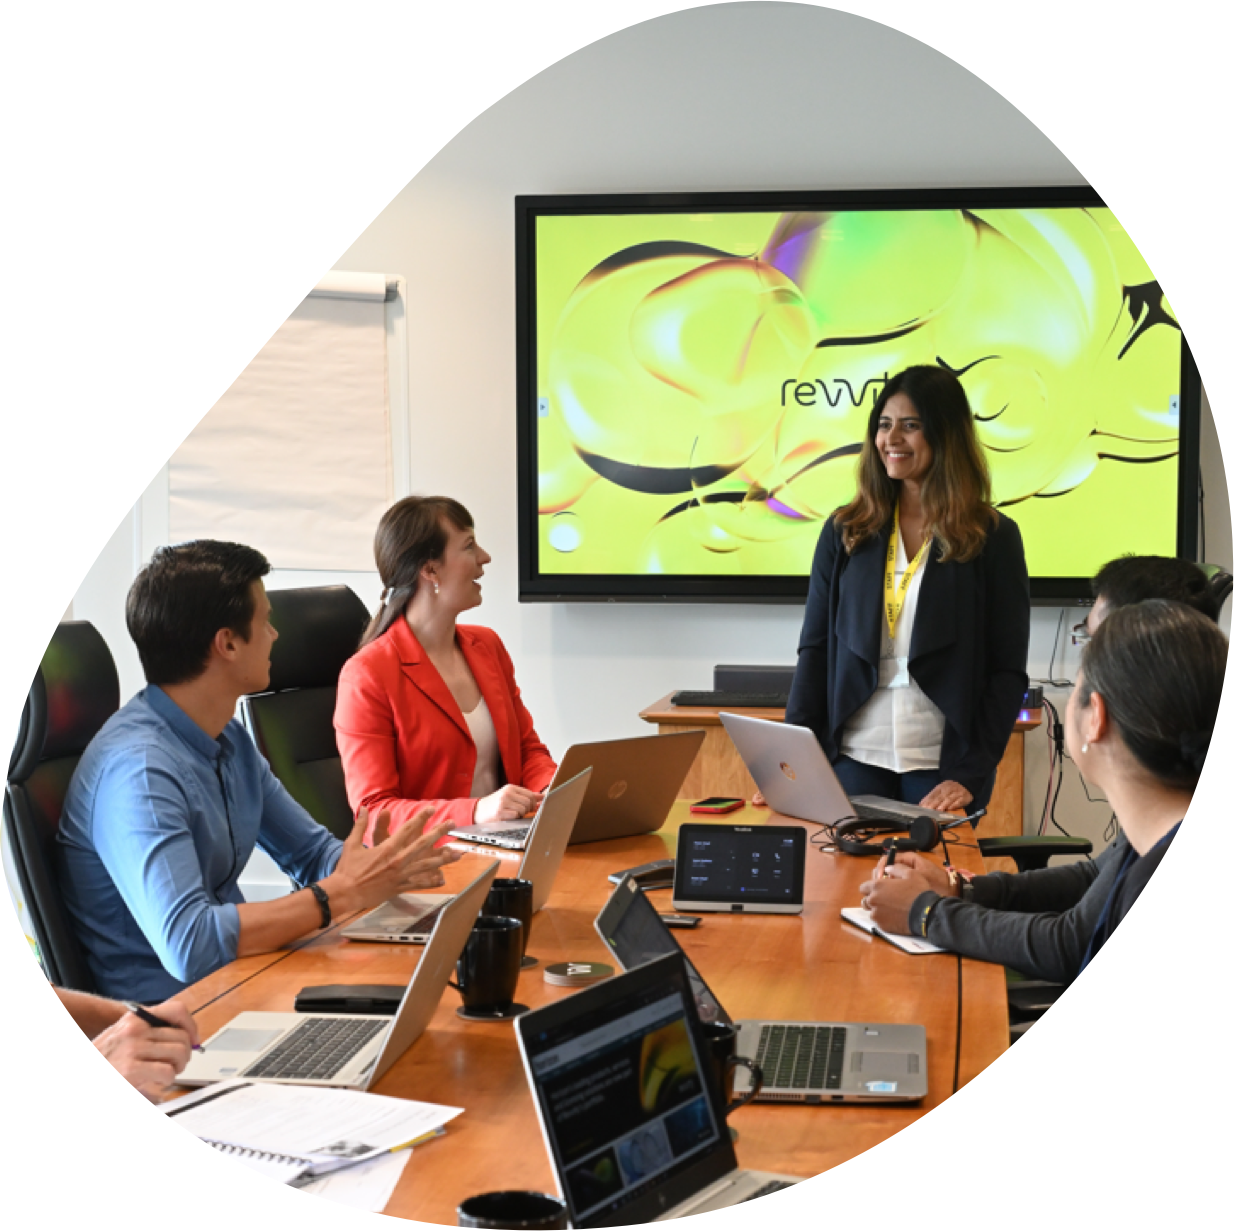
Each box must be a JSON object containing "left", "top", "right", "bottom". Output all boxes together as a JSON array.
[{"left": 532, "top": 208, "right": 1181, "bottom": 580}]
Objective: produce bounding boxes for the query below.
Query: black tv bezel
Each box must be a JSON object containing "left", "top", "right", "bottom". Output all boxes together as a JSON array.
[{"left": 516, "top": 187, "right": 1200, "bottom": 606}]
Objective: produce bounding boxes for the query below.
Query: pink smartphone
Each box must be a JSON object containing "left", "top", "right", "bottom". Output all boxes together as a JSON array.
[{"left": 689, "top": 796, "right": 744, "bottom": 815}]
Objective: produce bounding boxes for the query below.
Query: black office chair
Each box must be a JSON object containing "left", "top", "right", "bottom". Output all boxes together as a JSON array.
[
  {"left": 1199, "top": 562, "right": 1233, "bottom": 624},
  {"left": 241, "top": 586, "right": 371, "bottom": 840},
  {"left": 976, "top": 834, "right": 1092, "bottom": 872},
  {"left": 970, "top": 780, "right": 1091, "bottom": 1042},
  {"left": 4, "top": 621, "right": 120, "bottom": 991}
]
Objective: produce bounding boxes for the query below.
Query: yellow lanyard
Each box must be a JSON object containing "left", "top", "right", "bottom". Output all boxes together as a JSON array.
[{"left": 884, "top": 503, "right": 932, "bottom": 642}]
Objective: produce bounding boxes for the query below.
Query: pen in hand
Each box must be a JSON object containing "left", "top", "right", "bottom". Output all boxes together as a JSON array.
[
  {"left": 123, "top": 1001, "right": 203, "bottom": 1051},
  {"left": 882, "top": 842, "right": 898, "bottom": 878}
]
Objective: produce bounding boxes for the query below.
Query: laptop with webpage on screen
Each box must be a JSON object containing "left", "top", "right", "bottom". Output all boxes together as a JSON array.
[
  {"left": 178, "top": 861, "right": 499, "bottom": 1089},
  {"left": 515, "top": 952, "right": 803, "bottom": 1225},
  {"left": 595, "top": 874, "right": 927, "bottom": 1104}
]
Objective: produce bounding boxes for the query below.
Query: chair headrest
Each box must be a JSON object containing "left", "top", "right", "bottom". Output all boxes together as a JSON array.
[
  {"left": 1198, "top": 563, "right": 1232, "bottom": 616},
  {"left": 266, "top": 586, "right": 371, "bottom": 692},
  {"left": 10, "top": 622, "right": 120, "bottom": 780}
]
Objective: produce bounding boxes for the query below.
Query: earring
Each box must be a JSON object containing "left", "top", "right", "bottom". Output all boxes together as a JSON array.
[
  {"left": 1081, "top": 743, "right": 1089, "bottom": 754},
  {"left": 433, "top": 582, "right": 440, "bottom": 597}
]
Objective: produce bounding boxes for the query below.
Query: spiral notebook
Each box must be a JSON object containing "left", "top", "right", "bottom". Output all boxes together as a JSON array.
[{"left": 162, "top": 1078, "right": 461, "bottom": 1182}]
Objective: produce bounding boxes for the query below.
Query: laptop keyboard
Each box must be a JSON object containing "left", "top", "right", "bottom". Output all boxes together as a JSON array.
[
  {"left": 854, "top": 800, "right": 918, "bottom": 824},
  {"left": 740, "top": 1180, "right": 795, "bottom": 1203},
  {"left": 403, "top": 904, "right": 443, "bottom": 937},
  {"left": 243, "top": 1016, "right": 388, "bottom": 1081},
  {"left": 456, "top": 826, "right": 530, "bottom": 847},
  {"left": 754, "top": 1024, "right": 847, "bottom": 1091}
]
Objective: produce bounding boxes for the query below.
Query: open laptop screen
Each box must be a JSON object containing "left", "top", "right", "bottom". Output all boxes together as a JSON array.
[
  {"left": 594, "top": 875, "right": 730, "bottom": 1026},
  {"left": 517, "top": 954, "right": 733, "bottom": 1227}
]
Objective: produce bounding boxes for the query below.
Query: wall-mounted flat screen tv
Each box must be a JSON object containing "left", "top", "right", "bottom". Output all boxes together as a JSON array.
[{"left": 516, "top": 189, "right": 1199, "bottom": 604}]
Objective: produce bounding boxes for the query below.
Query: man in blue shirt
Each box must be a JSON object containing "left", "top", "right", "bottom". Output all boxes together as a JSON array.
[{"left": 59, "top": 540, "right": 460, "bottom": 1002}]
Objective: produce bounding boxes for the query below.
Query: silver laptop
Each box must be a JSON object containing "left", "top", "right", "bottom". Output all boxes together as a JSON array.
[
  {"left": 720, "top": 711, "right": 953, "bottom": 827},
  {"left": 447, "top": 765, "right": 591, "bottom": 860},
  {"left": 515, "top": 952, "right": 802, "bottom": 1225},
  {"left": 356, "top": 772, "right": 590, "bottom": 941},
  {"left": 560, "top": 730, "right": 705, "bottom": 845},
  {"left": 595, "top": 874, "right": 928, "bottom": 1103},
  {"left": 451, "top": 732, "right": 703, "bottom": 850},
  {"left": 178, "top": 861, "right": 499, "bottom": 1089}
]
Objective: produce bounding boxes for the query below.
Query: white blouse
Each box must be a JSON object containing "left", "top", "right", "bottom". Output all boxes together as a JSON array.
[
  {"left": 464, "top": 696, "right": 501, "bottom": 798},
  {"left": 839, "top": 529, "right": 946, "bottom": 772}
]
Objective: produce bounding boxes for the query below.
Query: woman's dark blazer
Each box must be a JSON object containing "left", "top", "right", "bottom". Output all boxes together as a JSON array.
[{"left": 784, "top": 511, "right": 1031, "bottom": 797}]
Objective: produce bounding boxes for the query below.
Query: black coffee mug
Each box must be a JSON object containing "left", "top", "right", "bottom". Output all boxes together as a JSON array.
[
  {"left": 450, "top": 916, "right": 523, "bottom": 1015},
  {"left": 700, "top": 1021, "right": 763, "bottom": 1115},
  {"left": 457, "top": 1191, "right": 569, "bottom": 1229},
  {"left": 482, "top": 877, "right": 535, "bottom": 966}
]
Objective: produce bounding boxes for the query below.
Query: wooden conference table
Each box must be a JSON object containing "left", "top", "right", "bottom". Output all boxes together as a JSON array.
[{"left": 176, "top": 803, "right": 1009, "bottom": 1224}]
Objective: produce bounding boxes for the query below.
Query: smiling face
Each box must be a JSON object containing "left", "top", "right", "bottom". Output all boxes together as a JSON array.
[
  {"left": 875, "top": 393, "right": 934, "bottom": 488},
  {"left": 427, "top": 518, "right": 492, "bottom": 614}
]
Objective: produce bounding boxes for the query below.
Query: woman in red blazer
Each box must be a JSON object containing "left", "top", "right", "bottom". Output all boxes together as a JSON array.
[{"left": 335, "top": 496, "right": 557, "bottom": 839}]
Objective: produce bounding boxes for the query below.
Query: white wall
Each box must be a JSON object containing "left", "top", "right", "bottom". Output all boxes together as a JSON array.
[{"left": 70, "top": 3, "right": 1230, "bottom": 866}]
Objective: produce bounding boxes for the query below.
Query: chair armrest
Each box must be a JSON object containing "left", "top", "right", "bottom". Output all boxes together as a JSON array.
[{"left": 977, "top": 835, "right": 1093, "bottom": 872}]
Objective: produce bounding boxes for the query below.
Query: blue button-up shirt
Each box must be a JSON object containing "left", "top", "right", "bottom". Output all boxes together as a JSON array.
[{"left": 58, "top": 686, "right": 343, "bottom": 1002}]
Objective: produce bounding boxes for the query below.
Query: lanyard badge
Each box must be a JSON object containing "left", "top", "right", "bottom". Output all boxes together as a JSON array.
[{"left": 884, "top": 503, "right": 932, "bottom": 641}]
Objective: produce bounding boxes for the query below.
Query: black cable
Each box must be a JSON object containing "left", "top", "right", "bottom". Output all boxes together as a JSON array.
[
  {"left": 952, "top": 950, "right": 963, "bottom": 1096},
  {"left": 809, "top": 814, "right": 856, "bottom": 853},
  {"left": 1199, "top": 465, "right": 1207, "bottom": 563},
  {"left": 1045, "top": 609, "right": 1065, "bottom": 684}
]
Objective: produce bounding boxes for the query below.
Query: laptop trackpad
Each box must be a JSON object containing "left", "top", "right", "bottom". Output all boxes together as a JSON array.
[
  {"left": 206, "top": 1027, "right": 282, "bottom": 1053},
  {"left": 852, "top": 1052, "right": 912, "bottom": 1076}
]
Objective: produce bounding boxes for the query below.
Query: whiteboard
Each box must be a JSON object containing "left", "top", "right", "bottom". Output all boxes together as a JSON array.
[{"left": 161, "top": 273, "right": 408, "bottom": 571}]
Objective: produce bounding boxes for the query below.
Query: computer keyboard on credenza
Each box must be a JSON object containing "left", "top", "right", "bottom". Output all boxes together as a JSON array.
[{"left": 671, "top": 690, "right": 789, "bottom": 708}]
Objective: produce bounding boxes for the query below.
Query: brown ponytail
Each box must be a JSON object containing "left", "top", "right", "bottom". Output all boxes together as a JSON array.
[{"left": 357, "top": 496, "right": 474, "bottom": 649}]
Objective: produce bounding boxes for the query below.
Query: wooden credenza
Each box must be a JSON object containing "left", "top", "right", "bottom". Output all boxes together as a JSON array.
[{"left": 639, "top": 694, "right": 1041, "bottom": 871}]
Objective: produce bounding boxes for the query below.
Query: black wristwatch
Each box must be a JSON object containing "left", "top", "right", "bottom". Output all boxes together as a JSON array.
[{"left": 307, "top": 882, "right": 332, "bottom": 928}]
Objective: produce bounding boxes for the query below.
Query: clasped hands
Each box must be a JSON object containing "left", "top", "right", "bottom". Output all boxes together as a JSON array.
[{"left": 858, "top": 849, "right": 960, "bottom": 936}]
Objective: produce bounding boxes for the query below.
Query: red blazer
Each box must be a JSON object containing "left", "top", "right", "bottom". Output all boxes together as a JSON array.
[{"left": 334, "top": 620, "right": 557, "bottom": 837}]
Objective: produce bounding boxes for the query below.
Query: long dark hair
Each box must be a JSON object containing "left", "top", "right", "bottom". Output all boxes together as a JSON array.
[
  {"left": 357, "top": 496, "right": 474, "bottom": 649},
  {"left": 1079, "top": 599, "right": 1227, "bottom": 791},
  {"left": 833, "top": 365, "right": 994, "bottom": 562}
]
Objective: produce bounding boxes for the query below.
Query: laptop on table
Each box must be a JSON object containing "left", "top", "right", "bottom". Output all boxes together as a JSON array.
[
  {"left": 720, "top": 711, "right": 954, "bottom": 828},
  {"left": 595, "top": 874, "right": 927, "bottom": 1103},
  {"left": 178, "top": 861, "right": 500, "bottom": 1089},
  {"left": 450, "top": 730, "right": 705, "bottom": 850},
  {"left": 346, "top": 770, "right": 592, "bottom": 945},
  {"left": 515, "top": 952, "right": 803, "bottom": 1225}
]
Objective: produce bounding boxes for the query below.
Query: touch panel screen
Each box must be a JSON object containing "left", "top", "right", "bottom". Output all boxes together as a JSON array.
[{"left": 672, "top": 824, "right": 805, "bottom": 912}]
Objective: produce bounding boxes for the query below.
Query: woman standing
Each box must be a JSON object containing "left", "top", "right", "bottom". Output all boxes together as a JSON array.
[
  {"left": 335, "top": 497, "right": 556, "bottom": 838},
  {"left": 785, "top": 365, "right": 1030, "bottom": 811}
]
